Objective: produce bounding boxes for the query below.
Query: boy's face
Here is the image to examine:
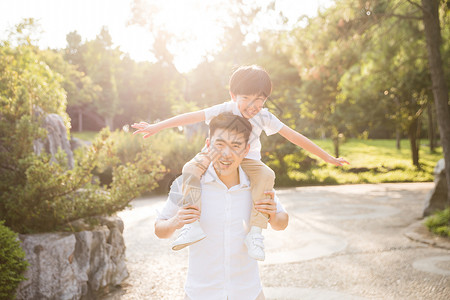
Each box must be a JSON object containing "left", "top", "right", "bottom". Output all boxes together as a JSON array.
[
  {"left": 207, "top": 128, "right": 250, "bottom": 177},
  {"left": 231, "top": 93, "right": 267, "bottom": 119}
]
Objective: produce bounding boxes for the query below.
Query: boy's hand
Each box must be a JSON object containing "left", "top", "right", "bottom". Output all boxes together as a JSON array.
[
  {"left": 131, "top": 122, "right": 160, "bottom": 138},
  {"left": 327, "top": 156, "right": 350, "bottom": 166},
  {"left": 171, "top": 205, "right": 201, "bottom": 229},
  {"left": 255, "top": 191, "right": 277, "bottom": 221}
]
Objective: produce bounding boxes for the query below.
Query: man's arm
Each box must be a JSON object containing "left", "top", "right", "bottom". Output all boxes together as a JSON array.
[
  {"left": 269, "top": 211, "right": 289, "bottom": 231},
  {"left": 155, "top": 205, "right": 201, "bottom": 239},
  {"left": 254, "top": 191, "right": 289, "bottom": 231},
  {"left": 278, "top": 125, "right": 349, "bottom": 166},
  {"left": 132, "top": 110, "right": 206, "bottom": 138}
]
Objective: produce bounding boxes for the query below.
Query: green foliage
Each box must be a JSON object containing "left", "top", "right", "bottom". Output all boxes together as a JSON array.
[
  {"left": 261, "top": 133, "right": 315, "bottom": 186},
  {"left": 145, "top": 129, "right": 205, "bottom": 193},
  {"left": 0, "top": 221, "right": 28, "bottom": 299},
  {"left": 425, "top": 208, "right": 450, "bottom": 238},
  {"left": 1, "top": 127, "right": 165, "bottom": 233},
  {"left": 0, "top": 36, "right": 165, "bottom": 233},
  {"left": 73, "top": 129, "right": 205, "bottom": 194},
  {"left": 62, "top": 28, "right": 183, "bottom": 131}
]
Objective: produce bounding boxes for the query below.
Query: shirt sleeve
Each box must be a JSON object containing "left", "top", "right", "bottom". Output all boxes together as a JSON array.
[
  {"left": 261, "top": 109, "right": 284, "bottom": 136},
  {"left": 274, "top": 193, "right": 286, "bottom": 213},
  {"left": 156, "top": 176, "right": 183, "bottom": 220},
  {"left": 203, "top": 102, "right": 232, "bottom": 125}
]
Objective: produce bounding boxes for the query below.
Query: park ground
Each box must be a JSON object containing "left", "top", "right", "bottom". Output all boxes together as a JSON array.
[{"left": 104, "top": 182, "right": 449, "bottom": 299}]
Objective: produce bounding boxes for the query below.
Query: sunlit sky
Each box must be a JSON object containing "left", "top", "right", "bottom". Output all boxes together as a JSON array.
[{"left": 1, "top": 0, "right": 333, "bottom": 72}]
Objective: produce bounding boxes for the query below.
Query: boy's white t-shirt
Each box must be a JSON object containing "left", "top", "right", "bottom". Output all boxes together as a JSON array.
[{"left": 203, "top": 101, "right": 284, "bottom": 160}]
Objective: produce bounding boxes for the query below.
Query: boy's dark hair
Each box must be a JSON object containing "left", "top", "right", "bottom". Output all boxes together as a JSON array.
[
  {"left": 209, "top": 113, "right": 252, "bottom": 145},
  {"left": 229, "top": 65, "right": 272, "bottom": 98}
]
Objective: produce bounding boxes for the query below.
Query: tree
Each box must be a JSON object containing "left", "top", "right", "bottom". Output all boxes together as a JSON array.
[
  {"left": 40, "top": 48, "right": 101, "bottom": 132},
  {"left": 0, "top": 21, "right": 166, "bottom": 233},
  {"left": 338, "top": 1, "right": 432, "bottom": 167},
  {"left": 421, "top": 0, "right": 450, "bottom": 205},
  {"left": 283, "top": 1, "right": 371, "bottom": 157},
  {"left": 81, "top": 27, "right": 121, "bottom": 129}
]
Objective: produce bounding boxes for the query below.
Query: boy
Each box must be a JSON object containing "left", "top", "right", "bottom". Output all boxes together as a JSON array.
[{"left": 132, "top": 65, "right": 349, "bottom": 261}]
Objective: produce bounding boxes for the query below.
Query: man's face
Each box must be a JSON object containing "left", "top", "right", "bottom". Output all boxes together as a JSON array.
[
  {"left": 207, "top": 128, "right": 250, "bottom": 177},
  {"left": 232, "top": 93, "right": 267, "bottom": 119}
]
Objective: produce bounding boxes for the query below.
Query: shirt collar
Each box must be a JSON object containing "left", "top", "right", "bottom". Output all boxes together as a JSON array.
[
  {"left": 229, "top": 100, "right": 266, "bottom": 121},
  {"left": 203, "top": 163, "right": 250, "bottom": 189},
  {"left": 231, "top": 101, "right": 243, "bottom": 117}
]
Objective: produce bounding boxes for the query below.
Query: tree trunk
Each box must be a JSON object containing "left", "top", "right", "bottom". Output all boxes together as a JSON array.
[
  {"left": 396, "top": 126, "right": 401, "bottom": 150},
  {"left": 105, "top": 116, "right": 114, "bottom": 130},
  {"left": 427, "top": 102, "right": 435, "bottom": 152},
  {"left": 408, "top": 118, "right": 420, "bottom": 168},
  {"left": 333, "top": 136, "right": 339, "bottom": 158},
  {"left": 78, "top": 109, "right": 83, "bottom": 132},
  {"left": 422, "top": 0, "right": 450, "bottom": 206}
]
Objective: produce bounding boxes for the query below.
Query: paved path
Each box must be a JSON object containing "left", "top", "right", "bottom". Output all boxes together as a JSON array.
[{"left": 106, "top": 182, "right": 449, "bottom": 299}]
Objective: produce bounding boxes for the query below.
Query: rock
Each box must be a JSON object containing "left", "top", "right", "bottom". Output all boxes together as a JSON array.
[
  {"left": 423, "top": 159, "right": 448, "bottom": 217},
  {"left": 33, "top": 113, "right": 74, "bottom": 169},
  {"left": 16, "top": 216, "right": 128, "bottom": 299},
  {"left": 70, "top": 137, "right": 91, "bottom": 152}
]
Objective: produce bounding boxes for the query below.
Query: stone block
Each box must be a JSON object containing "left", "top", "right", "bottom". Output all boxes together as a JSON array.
[{"left": 16, "top": 216, "right": 128, "bottom": 299}]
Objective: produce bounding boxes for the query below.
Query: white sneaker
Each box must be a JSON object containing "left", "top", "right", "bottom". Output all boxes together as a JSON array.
[
  {"left": 171, "top": 220, "right": 206, "bottom": 251},
  {"left": 245, "top": 226, "right": 265, "bottom": 261}
]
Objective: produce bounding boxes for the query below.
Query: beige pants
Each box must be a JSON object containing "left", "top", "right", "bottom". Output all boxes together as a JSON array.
[
  {"left": 184, "top": 290, "right": 265, "bottom": 300},
  {"left": 182, "top": 151, "right": 275, "bottom": 229}
]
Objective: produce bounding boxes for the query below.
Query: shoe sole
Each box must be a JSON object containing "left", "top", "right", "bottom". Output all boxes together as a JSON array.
[
  {"left": 171, "top": 235, "right": 207, "bottom": 251},
  {"left": 248, "top": 253, "right": 265, "bottom": 261},
  {"left": 245, "top": 240, "right": 265, "bottom": 261}
]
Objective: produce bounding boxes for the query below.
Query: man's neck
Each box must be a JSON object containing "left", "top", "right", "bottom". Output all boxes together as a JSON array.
[{"left": 216, "top": 168, "right": 240, "bottom": 189}]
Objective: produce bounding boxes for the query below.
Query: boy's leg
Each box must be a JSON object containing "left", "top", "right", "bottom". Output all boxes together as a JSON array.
[
  {"left": 181, "top": 149, "right": 210, "bottom": 208},
  {"left": 241, "top": 159, "right": 275, "bottom": 261},
  {"left": 172, "top": 150, "right": 211, "bottom": 251},
  {"left": 240, "top": 158, "right": 275, "bottom": 229}
]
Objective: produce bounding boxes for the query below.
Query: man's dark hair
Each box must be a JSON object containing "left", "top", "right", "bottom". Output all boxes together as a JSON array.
[
  {"left": 229, "top": 65, "right": 272, "bottom": 98},
  {"left": 209, "top": 113, "right": 252, "bottom": 145}
]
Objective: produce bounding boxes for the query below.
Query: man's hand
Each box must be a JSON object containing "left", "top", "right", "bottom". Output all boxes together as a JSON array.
[
  {"left": 327, "top": 156, "right": 350, "bottom": 166},
  {"left": 170, "top": 205, "right": 201, "bottom": 230},
  {"left": 254, "top": 191, "right": 277, "bottom": 221},
  {"left": 131, "top": 122, "right": 161, "bottom": 138}
]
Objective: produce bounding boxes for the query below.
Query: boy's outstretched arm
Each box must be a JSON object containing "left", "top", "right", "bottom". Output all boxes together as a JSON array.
[
  {"left": 278, "top": 125, "right": 350, "bottom": 166},
  {"left": 132, "top": 111, "right": 205, "bottom": 138}
]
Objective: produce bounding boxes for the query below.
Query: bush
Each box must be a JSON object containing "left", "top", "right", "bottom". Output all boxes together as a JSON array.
[
  {"left": 425, "top": 208, "right": 450, "bottom": 238},
  {"left": 0, "top": 221, "right": 28, "bottom": 299},
  {"left": 0, "top": 42, "right": 165, "bottom": 233},
  {"left": 0, "top": 128, "right": 165, "bottom": 234},
  {"left": 142, "top": 129, "right": 205, "bottom": 193}
]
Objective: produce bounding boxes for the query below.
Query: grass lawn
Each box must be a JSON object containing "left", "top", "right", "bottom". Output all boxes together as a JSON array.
[
  {"left": 285, "top": 138, "right": 443, "bottom": 186},
  {"left": 71, "top": 131, "right": 98, "bottom": 142}
]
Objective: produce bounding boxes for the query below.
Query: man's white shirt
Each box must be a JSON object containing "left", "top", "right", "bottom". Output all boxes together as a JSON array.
[
  {"left": 157, "top": 164, "right": 286, "bottom": 300},
  {"left": 203, "top": 101, "right": 284, "bottom": 160}
]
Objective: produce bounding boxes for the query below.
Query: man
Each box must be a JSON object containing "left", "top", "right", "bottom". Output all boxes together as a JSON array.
[{"left": 155, "top": 112, "right": 289, "bottom": 300}]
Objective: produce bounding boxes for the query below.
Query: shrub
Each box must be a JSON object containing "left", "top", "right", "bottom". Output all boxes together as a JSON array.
[
  {"left": 144, "top": 129, "right": 205, "bottom": 193},
  {"left": 0, "top": 42, "right": 165, "bottom": 233},
  {"left": 91, "top": 128, "right": 204, "bottom": 194},
  {"left": 1, "top": 128, "right": 165, "bottom": 234},
  {"left": 425, "top": 208, "right": 450, "bottom": 238},
  {"left": 0, "top": 221, "right": 28, "bottom": 299}
]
